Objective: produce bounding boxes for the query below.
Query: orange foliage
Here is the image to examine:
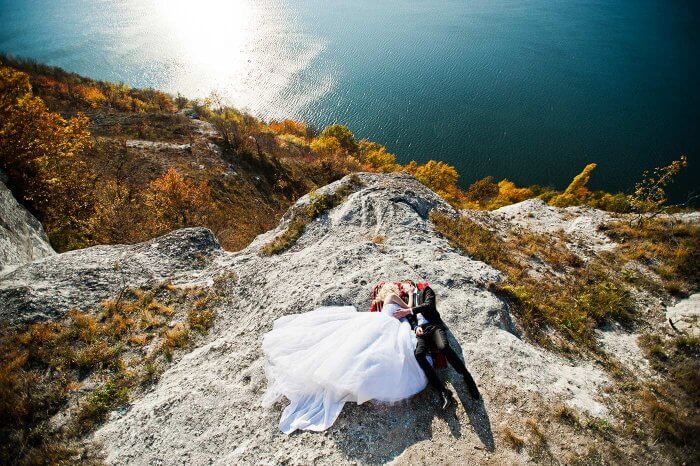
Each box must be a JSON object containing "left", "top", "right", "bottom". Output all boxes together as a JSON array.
[
  {"left": 142, "top": 168, "right": 218, "bottom": 234},
  {"left": 75, "top": 84, "right": 107, "bottom": 108},
  {"left": 269, "top": 119, "right": 308, "bottom": 138},
  {"left": 0, "top": 65, "right": 94, "bottom": 249}
]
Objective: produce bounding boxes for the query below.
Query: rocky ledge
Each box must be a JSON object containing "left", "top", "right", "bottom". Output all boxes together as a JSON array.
[{"left": 0, "top": 172, "right": 696, "bottom": 465}]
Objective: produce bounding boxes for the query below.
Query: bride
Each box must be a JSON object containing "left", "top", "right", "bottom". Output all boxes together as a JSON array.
[{"left": 262, "top": 283, "right": 427, "bottom": 433}]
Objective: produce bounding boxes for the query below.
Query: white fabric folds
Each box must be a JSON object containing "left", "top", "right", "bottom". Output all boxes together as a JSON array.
[{"left": 262, "top": 306, "right": 427, "bottom": 433}]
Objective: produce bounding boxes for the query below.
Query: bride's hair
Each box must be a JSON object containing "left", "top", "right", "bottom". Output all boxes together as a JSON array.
[{"left": 376, "top": 282, "right": 399, "bottom": 303}]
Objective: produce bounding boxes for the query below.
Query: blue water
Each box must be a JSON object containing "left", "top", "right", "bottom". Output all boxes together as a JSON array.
[{"left": 1, "top": 0, "right": 698, "bottom": 198}]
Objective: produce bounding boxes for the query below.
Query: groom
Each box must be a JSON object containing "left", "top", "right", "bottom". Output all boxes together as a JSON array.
[{"left": 396, "top": 281, "right": 480, "bottom": 409}]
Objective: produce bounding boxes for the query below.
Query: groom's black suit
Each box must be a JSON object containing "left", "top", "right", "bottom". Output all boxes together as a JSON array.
[{"left": 409, "top": 286, "right": 479, "bottom": 397}]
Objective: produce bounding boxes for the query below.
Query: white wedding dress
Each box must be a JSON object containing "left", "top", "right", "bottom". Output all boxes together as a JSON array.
[{"left": 262, "top": 304, "right": 427, "bottom": 433}]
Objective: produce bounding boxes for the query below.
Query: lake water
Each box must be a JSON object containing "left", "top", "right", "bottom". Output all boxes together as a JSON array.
[{"left": 1, "top": 0, "right": 698, "bottom": 198}]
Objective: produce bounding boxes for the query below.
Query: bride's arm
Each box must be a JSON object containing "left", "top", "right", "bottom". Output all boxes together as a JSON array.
[{"left": 388, "top": 294, "right": 410, "bottom": 309}]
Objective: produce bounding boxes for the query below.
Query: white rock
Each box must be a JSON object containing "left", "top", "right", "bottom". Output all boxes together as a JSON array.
[
  {"left": 0, "top": 179, "right": 55, "bottom": 275},
  {"left": 81, "top": 173, "right": 611, "bottom": 464},
  {"left": 666, "top": 293, "right": 700, "bottom": 337}
]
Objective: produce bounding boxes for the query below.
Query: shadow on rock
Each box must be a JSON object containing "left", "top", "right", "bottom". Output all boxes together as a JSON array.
[
  {"left": 325, "top": 336, "right": 494, "bottom": 463},
  {"left": 453, "top": 385, "right": 495, "bottom": 452},
  {"left": 446, "top": 328, "right": 496, "bottom": 452},
  {"left": 327, "top": 389, "right": 461, "bottom": 465}
]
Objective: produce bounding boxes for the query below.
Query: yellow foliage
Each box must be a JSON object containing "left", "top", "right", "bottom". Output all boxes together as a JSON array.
[
  {"left": 318, "top": 124, "right": 358, "bottom": 153},
  {"left": 310, "top": 135, "right": 342, "bottom": 156},
  {"left": 407, "top": 160, "right": 460, "bottom": 202},
  {"left": 549, "top": 163, "right": 596, "bottom": 207},
  {"left": 358, "top": 140, "right": 398, "bottom": 173},
  {"left": 565, "top": 163, "right": 597, "bottom": 196},
  {"left": 75, "top": 84, "right": 107, "bottom": 108},
  {"left": 0, "top": 65, "right": 93, "bottom": 250},
  {"left": 487, "top": 180, "right": 534, "bottom": 209}
]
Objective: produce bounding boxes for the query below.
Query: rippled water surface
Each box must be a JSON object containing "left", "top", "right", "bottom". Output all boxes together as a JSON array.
[{"left": 1, "top": 0, "right": 698, "bottom": 196}]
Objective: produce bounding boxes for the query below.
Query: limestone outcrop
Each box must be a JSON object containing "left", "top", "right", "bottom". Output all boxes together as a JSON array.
[
  {"left": 0, "top": 179, "right": 55, "bottom": 274},
  {"left": 1, "top": 172, "right": 694, "bottom": 464}
]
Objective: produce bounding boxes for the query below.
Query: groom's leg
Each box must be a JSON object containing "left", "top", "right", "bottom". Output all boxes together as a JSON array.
[
  {"left": 414, "top": 335, "right": 444, "bottom": 392},
  {"left": 432, "top": 327, "right": 469, "bottom": 376},
  {"left": 433, "top": 326, "right": 480, "bottom": 399}
]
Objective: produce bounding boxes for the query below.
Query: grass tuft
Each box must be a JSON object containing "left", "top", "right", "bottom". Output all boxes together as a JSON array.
[
  {"left": 553, "top": 404, "right": 581, "bottom": 427},
  {"left": 500, "top": 425, "right": 525, "bottom": 452},
  {"left": 260, "top": 175, "right": 363, "bottom": 255}
]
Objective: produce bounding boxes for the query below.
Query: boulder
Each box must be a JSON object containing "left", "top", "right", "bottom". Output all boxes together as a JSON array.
[
  {"left": 0, "top": 179, "right": 55, "bottom": 274},
  {"left": 0, "top": 227, "right": 222, "bottom": 324}
]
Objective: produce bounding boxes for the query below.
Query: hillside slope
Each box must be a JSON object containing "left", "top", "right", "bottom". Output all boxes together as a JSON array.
[{"left": 4, "top": 172, "right": 696, "bottom": 464}]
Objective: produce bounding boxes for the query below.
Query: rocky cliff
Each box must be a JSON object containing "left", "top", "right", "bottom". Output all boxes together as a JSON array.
[
  {"left": 0, "top": 178, "right": 55, "bottom": 274},
  {"left": 0, "top": 172, "right": 696, "bottom": 465}
]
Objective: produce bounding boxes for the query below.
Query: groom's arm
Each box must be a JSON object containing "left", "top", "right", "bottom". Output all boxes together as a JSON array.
[{"left": 410, "top": 287, "right": 439, "bottom": 320}]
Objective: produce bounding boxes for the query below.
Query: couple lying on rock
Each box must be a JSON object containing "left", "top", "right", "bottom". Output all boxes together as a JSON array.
[{"left": 262, "top": 280, "right": 481, "bottom": 434}]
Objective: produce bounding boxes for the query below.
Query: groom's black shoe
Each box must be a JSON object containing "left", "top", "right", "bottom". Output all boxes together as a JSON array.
[
  {"left": 439, "top": 389, "right": 454, "bottom": 410},
  {"left": 464, "top": 375, "right": 481, "bottom": 400}
]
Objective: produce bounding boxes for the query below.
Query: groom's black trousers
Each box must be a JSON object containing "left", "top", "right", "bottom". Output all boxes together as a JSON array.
[{"left": 414, "top": 324, "right": 476, "bottom": 393}]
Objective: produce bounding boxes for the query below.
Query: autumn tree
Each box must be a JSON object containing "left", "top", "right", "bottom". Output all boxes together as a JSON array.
[
  {"left": 141, "top": 168, "right": 219, "bottom": 235},
  {"left": 629, "top": 155, "right": 688, "bottom": 221},
  {"left": 88, "top": 179, "right": 142, "bottom": 245},
  {"left": 269, "top": 119, "right": 308, "bottom": 138},
  {"left": 317, "top": 124, "right": 358, "bottom": 153},
  {"left": 489, "top": 180, "right": 534, "bottom": 209},
  {"left": 0, "top": 65, "right": 94, "bottom": 249},
  {"left": 465, "top": 176, "right": 499, "bottom": 207},
  {"left": 310, "top": 135, "right": 342, "bottom": 157},
  {"left": 358, "top": 140, "right": 398, "bottom": 173},
  {"left": 408, "top": 160, "right": 459, "bottom": 199},
  {"left": 74, "top": 84, "right": 107, "bottom": 108},
  {"left": 549, "top": 163, "right": 597, "bottom": 207}
]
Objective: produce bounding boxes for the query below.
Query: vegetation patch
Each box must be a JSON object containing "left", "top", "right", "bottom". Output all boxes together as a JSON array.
[
  {"left": 260, "top": 175, "right": 364, "bottom": 255},
  {"left": 0, "top": 281, "right": 220, "bottom": 465},
  {"left": 601, "top": 218, "right": 699, "bottom": 295},
  {"left": 430, "top": 212, "right": 634, "bottom": 346}
]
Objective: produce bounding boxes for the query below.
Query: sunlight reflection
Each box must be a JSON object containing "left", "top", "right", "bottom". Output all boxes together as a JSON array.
[
  {"left": 155, "top": 0, "right": 255, "bottom": 79},
  {"left": 139, "top": 0, "right": 330, "bottom": 119}
]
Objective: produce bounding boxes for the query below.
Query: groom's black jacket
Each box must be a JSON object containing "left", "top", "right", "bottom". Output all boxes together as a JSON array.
[{"left": 409, "top": 286, "right": 446, "bottom": 329}]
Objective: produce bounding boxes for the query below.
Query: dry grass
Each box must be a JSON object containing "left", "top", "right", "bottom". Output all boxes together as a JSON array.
[
  {"left": 524, "top": 417, "right": 550, "bottom": 460},
  {"left": 499, "top": 425, "right": 525, "bottom": 452},
  {"left": 0, "top": 284, "right": 217, "bottom": 465},
  {"left": 188, "top": 297, "right": 216, "bottom": 334},
  {"left": 432, "top": 210, "right": 700, "bottom": 461},
  {"left": 260, "top": 174, "right": 363, "bottom": 255},
  {"left": 634, "top": 334, "right": 700, "bottom": 451},
  {"left": 553, "top": 404, "right": 581, "bottom": 428},
  {"left": 163, "top": 323, "right": 190, "bottom": 350},
  {"left": 602, "top": 219, "right": 699, "bottom": 294},
  {"left": 371, "top": 235, "right": 386, "bottom": 245},
  {"left": 431, "top": 212, "right": 634, "bottom": 346}
]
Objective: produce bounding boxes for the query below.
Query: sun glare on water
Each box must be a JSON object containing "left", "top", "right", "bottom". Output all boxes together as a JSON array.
[
  {"left": 155, "top": 0, "right": 254, "bottom": 79},
  {"left": 143, "top": 0, "right": 330, "bottom": 119}
]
